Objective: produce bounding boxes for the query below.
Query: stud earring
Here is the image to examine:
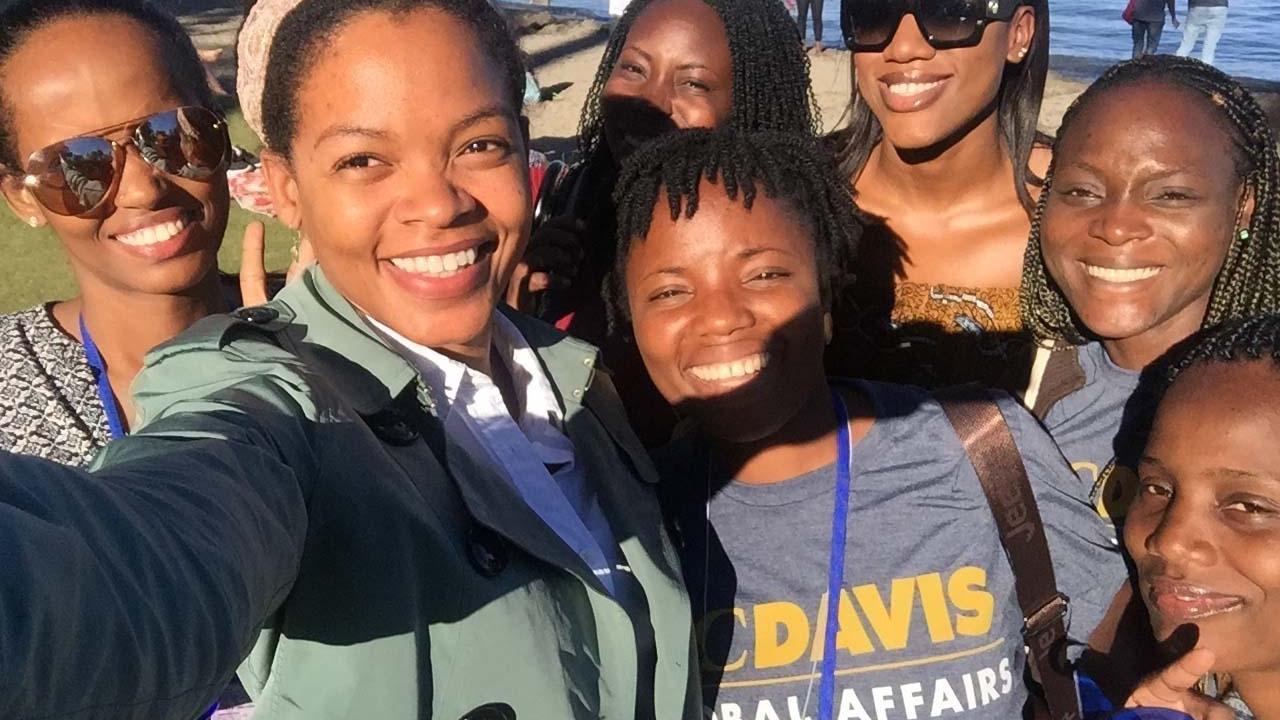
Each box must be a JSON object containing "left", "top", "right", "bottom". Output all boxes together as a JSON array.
[
  {"left": 1017, "top": 47, "right": 1028, "bottom": 59},
  {"left": 26, "top": 216, "right": 38, "bottom": 228},
  {"left": 1238, "top": 228, "right": 1251, "bottom": 242}
]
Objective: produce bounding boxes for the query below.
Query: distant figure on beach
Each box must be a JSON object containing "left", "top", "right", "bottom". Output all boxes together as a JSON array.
[
  {"left": 1129, "top": 0, "right": 1178, "bottom": 57},
  {"left": 796, "top": 0, "right": 823, "bottom": 52},
  {"left": 1176, "top": 0, "right": 1228, "bottom": 65}
]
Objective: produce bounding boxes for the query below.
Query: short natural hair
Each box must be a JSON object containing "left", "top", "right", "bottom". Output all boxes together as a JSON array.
[{"left": 606, "top": 128, "right": 862, "bottom": 329}]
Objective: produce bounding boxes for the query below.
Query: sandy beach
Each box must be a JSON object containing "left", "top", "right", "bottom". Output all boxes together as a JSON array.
[{"left": 174, "top": 0, "right": 1279, "bottom": 152}]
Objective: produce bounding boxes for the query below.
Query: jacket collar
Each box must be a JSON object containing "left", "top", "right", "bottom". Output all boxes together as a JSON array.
[{"left": 278, "top": 266, "right": 602, "bottom": 420}]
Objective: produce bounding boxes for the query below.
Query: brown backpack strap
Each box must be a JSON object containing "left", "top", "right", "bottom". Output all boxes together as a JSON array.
[{"left": 935, "top": 385, "right": 1080, "bottom": 720}]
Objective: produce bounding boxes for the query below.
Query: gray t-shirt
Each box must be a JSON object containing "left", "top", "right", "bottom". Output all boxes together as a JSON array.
[
  {"left": 659, "top": 381, "right": 1126, "bottom": 720},
  {"left": 1042, "top": 342, "right": 1155, "bottom": 523}
]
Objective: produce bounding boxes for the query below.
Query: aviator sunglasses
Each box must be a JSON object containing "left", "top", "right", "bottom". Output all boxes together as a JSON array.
[
  {"left": 10, "top": 106, "right": 229, "bottom": 218},
  {"left": 841, "top": 0, "right": 1022, "bottom": 51}
]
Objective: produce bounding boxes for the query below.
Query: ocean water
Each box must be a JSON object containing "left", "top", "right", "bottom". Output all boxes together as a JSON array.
[
  {"left": 1050, "top": 0, "right": 1278, "bottom": 82},
  {"left": 522, "top": 0, "right": 1279, "bottom": 82}
]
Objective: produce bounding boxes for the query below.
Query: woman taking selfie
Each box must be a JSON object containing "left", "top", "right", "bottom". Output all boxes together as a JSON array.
[
  {"left": 608, "top": 128, "right": 1126, "bottom": 719},
  {"left": 828, "top": 0, "right": 1049, "bottom": 392},
  {"left": 0, "top": 0, "right": 239, "bottom": 465},
  {"left": 0, "top": 0, "right": 698, "bottom": 717}
]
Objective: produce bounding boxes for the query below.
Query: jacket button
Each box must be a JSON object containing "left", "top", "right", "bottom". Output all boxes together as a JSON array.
[
  {"left": 460, "top": 702, "right": 515, "bottom": 720},
  {"left": 233, "top": 306, "right": 279, "bottom": 324},
  {"left": 374, "top": 418, "right": 419, "bottom": 446},
  {"left": 467, "top": 526, "right": 508, "bottom": 578}
]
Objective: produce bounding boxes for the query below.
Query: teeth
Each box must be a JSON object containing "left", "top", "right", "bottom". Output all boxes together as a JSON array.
[
  {"left": 689, "top": 353, "right": 769, "bottom": 383},
  {"left": 390, "top": 247, "right": 481, "bottom": 277},
  {"left": 116, "top": 218, "right": 187, "bottom": 246},
  {"left": 1083, "top": 264, "right": 1162, "bottom": 283},
  {"left": 888, "top": 80, "right": 943, "bottom": 96}
]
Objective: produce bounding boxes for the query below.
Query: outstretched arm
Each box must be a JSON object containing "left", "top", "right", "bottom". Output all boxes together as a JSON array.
[{"left": 0, "top": 344, "right": 318, "bottom": 719}]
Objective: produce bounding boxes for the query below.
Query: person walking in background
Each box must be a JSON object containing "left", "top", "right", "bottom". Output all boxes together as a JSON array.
[
  {"left": 1130, "top": 0, "right": 1178, "bottom": 57},
  {"left": 1176, "top": 0, "right": 1229, "bottom": 65},
  {"left": 796, "top": 0, "right": 823, "bottom": 52}
]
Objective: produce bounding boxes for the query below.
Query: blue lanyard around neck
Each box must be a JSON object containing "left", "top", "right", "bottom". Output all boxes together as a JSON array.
[
  {"left": 818, "top": 388, "right": 853, "bottom": 720},
  {"left": 81, "top": 313, "right": 218, "bottom": 718},
  {"left": 79, "top": 314, "right": 127, "bottom": 440}
]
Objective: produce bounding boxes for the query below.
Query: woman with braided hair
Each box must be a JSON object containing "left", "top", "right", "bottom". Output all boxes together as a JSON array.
[
  {"left": 512, "top": 0, "right": 819, "bottom": 444},
  {"left": 1118, "top": 313, "right": 1280, "bottom": 719},
  {"left": 1020, "top": 55, "right": 1280, "bottom": 530},
  {"left": 609, "top": 127, "right": 1126, "bottom": 720}
]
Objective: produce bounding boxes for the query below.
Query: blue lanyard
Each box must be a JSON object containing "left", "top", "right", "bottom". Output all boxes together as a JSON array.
[
  {"left": 818, "top": 389, "right": 853, "bottom": 720},
  {"left": 81, "top": 315, "right": 221, "bottom": 720},
  {"left": 79, "top": 315, "right": 127, "bottom": 440}
]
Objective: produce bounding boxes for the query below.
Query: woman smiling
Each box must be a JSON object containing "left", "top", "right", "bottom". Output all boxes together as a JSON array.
[
  {"left": 828, "top": 0, "right": 1050, "bottom": 392},
  {"left": 0, "top": 0, "right": 698, "bottom": 717},
  {"left": 1021, "top": 56, "right": 1280, "bottom": 526},
  {"left": 609, "top": 128, "right": 1126, "bottom": 720},
  {"left": 0, "top": 0, "right": 233, "bottom": 463},
  {"left": 1124, "top": 314, "right": 1280, "bottom": 719}
]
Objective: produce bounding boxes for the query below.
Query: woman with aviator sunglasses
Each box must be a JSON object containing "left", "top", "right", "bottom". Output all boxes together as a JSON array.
[
  {"left": 0, "top": 0, "right": 238, "bottom": 466},
  {"left": 827, "top": 0, "right": 1049, "bottom": 394}
]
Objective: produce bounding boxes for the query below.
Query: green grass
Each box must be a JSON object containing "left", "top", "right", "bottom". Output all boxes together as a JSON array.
[{"left": 0, "top": 109, "right": 292, "bottom": 314}]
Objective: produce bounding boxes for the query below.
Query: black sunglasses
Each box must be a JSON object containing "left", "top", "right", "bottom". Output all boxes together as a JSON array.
[
  {"left": 841, "top": 0, "right": 1022, "bottom": 51},
  {"left": 14, "top": 106, "right": 229, "bottom": 217}
]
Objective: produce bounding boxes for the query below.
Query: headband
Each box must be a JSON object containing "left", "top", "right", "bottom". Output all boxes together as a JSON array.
[{"left": 236, "top": 0, "right": 305, "bottom": 143}]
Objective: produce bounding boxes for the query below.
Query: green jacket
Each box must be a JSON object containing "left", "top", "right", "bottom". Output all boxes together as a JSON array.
[{"left": 0, "top": 267, "right": 699, "bottom": 720}]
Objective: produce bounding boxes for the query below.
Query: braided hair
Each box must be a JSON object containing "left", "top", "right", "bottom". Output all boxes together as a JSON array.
[
  {"left": 1021, "top": 55, "right": 1280, "bottom": 345},
  {"left": 576, "top": 0, "right": 820, "bottom": 169},
  {"left": 1164, "top": 314, "right": 1280, "bottom": 389},
  {"left": 605, "top": 128, "right": 861, "bottom": 330}
]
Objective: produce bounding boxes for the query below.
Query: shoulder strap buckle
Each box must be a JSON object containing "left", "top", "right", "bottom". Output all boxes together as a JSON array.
[{"left": 1024, "top": 592, "right": 1071, "bottom": 640}]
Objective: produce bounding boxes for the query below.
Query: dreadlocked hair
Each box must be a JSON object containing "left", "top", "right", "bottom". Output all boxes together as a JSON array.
[
  {"left": 605, "top": 128, "right": 861, "bottom": 332},
  {"left": 576, "top": 0, "right": 820, "bottom": 169},
  {"left": 1163, "top": 314, "right": 1280, "bottom": 391},
  {"left": 1022, "top": 55, "right": 1280, "bottom": 345}
]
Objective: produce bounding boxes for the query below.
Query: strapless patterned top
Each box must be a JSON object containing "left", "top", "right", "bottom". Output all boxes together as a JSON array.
[{"left": 828, "top": 281, "right": 1034, "bottom": 393}]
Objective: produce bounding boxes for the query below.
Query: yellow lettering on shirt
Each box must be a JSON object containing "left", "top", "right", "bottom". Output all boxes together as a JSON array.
[
  {"left": 853, "top": 577, "right": 917, "bottom": 651},
  {"left": 916, "top": 572, "right": 957, "bottom": 643},
  {"left": 699, "top": 606, "right": 749, "bottom": 673},
  {"left": 754, "top": 602, "right": 810, "bottom": 669},
  {"left": 949, "top": 566, "right": 994, "bottom": 637}
]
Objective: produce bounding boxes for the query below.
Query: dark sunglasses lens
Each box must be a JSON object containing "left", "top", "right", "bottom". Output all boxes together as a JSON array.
[
  {"left": 844, "top": 0, "right": 906, "bottom": 49},
  {"left": 135, "top": 107, "right": 227, "bottom": 180},
  {"left": 917, "top": 0, "right": 984, "bottom": 46},
  {"left": 27, "top": 137, "right": 116, "bottom": 216}
]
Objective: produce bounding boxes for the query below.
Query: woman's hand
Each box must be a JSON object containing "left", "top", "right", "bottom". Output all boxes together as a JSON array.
[
  {"left": 239, "top": 222, "right": 314, "bottom": 306},
  {"left": 505, "top": 216, "right": 586, "bottom": 314},
  {"left": 1125, "top": 647, "right": 1235, "bottom": 720}
]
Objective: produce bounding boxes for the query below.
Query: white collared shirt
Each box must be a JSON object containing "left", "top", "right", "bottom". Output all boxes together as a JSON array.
[{"left": 368, "top": 312, "right": 625, "bottom": 596}]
